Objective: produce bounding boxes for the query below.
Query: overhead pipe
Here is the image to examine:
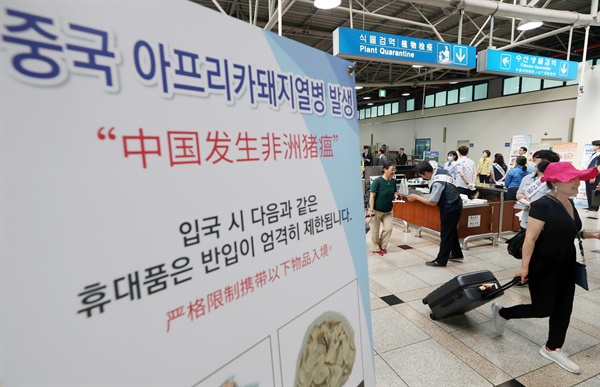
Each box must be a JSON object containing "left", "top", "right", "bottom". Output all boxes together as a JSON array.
[
  {"left": 355, "top": 74, "right": 497, "bottom": 88},
  {"left": 400, "top": 0, "right": 599, "bottom": 26},
  {"left": 497, "top": 25, "right": 572, "bottom": 50},
  {"left": 294, "top": 0, "right": 445, "bottom": 40}
]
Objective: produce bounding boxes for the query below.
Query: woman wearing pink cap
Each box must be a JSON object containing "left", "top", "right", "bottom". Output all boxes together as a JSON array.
[{"left": 490, "top": 162, "right": 600, "bottom": 374}]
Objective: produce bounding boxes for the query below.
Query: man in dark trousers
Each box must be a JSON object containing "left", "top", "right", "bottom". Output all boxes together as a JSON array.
[
  {"left": 585, "top": 140, "right": 600, "bottom": 211},
  {"left": 396, "top": 148, "right": 408, "bottom": 165},
  {"left": 362, "top": 146, "right": 373, "bottom": 166},
  {"left": 407, "top": 161, "right": 463, "bottom": 267}
]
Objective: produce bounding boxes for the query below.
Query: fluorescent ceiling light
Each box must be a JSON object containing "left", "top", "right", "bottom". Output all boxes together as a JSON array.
[
  {"left": 412, "top": 64, "right": 423, "bottom": 68},
  {"left": 449, "top": 81, "right": 458, "bottom": 84},
  {"left": 355, "top": 85, "right": 364, "bottom": 90},
  {"left": 402, "top": 92, "right": 410, "bottom": 96},
  {"left": 314, "top": 0, "right": 341, "bottom": 10},
  {"left": 367, "top": 103, "right": 374, "bottom": 106},
  {"left": 363, "top": 96, "right": 371, "bottom": 100},
  {"left": 517, "top": 19, "right": 543, "bottom": 31}
]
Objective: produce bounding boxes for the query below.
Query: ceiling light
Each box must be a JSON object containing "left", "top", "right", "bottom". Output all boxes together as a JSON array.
[
  {"left": 314, "top": 0, "right": 341, "bottom": 10},
  {"left": 449, "top": 81, "right": 458, "bottom": 84},
  {"left": 355, "top": 85, "right": 363, "bottom": 90},
  {"left": 517, "top": 19, "right": 543, "bottom": 31},
  {"left": 412, "top": 64, "right": 423, "bottom": 68},
  {"left": 367, "top": 103, "right": 374, "bottom": 106},
  {"left": 363, "top": 96, "right": 371, "bottom": 100},
  {"left": 402, "top": 92, "right": 410, "bottom": 96}
]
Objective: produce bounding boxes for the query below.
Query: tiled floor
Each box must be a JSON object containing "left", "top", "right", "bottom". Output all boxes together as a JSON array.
[{"left": 367, "top": 207, "right": 600, "bottom": 387}]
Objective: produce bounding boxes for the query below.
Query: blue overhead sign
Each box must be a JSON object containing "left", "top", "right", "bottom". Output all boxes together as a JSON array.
[
  {"left": 477, "top": 49, "right": 578, "bottom": 81},
  {"left": 333, "top": 27, "right": 476, "bottom": 70}
]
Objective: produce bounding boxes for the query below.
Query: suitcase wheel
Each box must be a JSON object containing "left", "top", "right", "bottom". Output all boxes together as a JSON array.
[
  {"left": 430, "top": 313, "right": 436, "bottom": 320},
  {"left": 422, "top": 298, "right": 428, "bottom": 305}
]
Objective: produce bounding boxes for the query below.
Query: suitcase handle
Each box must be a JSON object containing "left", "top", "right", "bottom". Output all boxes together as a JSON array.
[{"left": 483, "top": 276, "right": 521, "bottom": 300}]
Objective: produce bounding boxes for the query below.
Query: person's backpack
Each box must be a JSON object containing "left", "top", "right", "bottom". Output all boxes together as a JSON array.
[
  {"left": 363, "top": 178, "right": 381, "bottom": 208},
  {"left": 363, "top": 187, "right": 371, "bottom": 208}
]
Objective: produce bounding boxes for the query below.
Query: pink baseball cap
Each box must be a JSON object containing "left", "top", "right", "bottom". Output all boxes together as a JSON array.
[{"left": 541, "top": 162, "right": 598, "bottom": 182}]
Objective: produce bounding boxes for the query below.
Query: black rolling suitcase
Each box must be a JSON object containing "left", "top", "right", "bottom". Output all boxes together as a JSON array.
[{"left": 422, "top": 270, "right": 519, "bottom": 320}]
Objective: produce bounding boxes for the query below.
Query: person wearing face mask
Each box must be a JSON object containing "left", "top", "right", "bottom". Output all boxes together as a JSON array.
[
  {"left": 584, "top": 140, "right": 600, "bottom": 211},
  {"left": 491, "top": 162, "right": 600, "bottom": 374},
  {"left": 407, "top": 161, "right": 463, "bottom": 267},
  {"left": 516, "top": 150, "right": 560, "bottom": 230},
  {"left": 504, "top": 156, "right": 529, "bottom": 200},
  {"left": 444, "top": 150, "right": 459, "bottom": 183}
]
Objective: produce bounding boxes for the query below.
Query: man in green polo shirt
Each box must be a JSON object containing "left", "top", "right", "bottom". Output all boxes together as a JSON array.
[{"left": 368, "top": 161, "right": 400, "bottom": 256}]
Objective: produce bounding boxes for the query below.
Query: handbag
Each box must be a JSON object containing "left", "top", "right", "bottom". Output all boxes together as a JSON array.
[
  {"left": 365, "top": 213, "right": 373, "bottom": 234},
  {"left": 592, "top": 190, "right": 600, "bottom": 208},
  {"left": 506, "top": 228, "right": 526, "bottom": 259},
  {"left": 574, "top": 261, "right": 588, "bottom": 291}
]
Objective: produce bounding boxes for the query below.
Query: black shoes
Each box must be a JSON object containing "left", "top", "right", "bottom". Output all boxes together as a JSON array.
[{"left": 426, "top": 260, "right": 446, "bottom": 267}]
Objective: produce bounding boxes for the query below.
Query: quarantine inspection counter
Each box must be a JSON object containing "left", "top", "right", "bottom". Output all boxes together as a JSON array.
[{"left": 393, "top": 184, "right": 520, "bottom": 250}]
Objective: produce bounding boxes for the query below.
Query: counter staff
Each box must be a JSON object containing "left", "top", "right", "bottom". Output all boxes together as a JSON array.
[{"left": 407, "top": 161, "right": 463, "bottom": 267}]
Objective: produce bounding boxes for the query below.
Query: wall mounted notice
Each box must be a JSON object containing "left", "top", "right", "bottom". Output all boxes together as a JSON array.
[{"left": 0, "top": 1, "right": 375, "bottom": 385}]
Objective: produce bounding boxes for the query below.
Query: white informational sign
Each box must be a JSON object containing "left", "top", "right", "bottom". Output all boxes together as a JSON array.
[
  {"left": 0, "top": 2, "right": 375, "bottom": 386},
  {"left": 575, "top": 143, "right": 596, "bottom": 206},
  {"left": 509, "top": 134, "right": 531, "bottom": 166},
  {"left": 467, "top": 215, "right": 481, "bottom": 228}
]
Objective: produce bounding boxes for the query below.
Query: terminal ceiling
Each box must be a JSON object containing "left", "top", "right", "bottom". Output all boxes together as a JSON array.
[{"left": 191, "top": 0, "right": 600, "bottom": 107}]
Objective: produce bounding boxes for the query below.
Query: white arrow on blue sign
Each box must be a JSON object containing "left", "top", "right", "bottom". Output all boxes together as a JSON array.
[{"left": 333, "top": 27, "right": 476, "bottom": 70}]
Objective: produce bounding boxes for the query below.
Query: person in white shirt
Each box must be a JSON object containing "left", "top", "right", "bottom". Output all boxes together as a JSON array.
[
  {"left": 455, "top": 145, "right": 477, "bottom": 199},
  {"left": 516, "top": 151, "right": 560, "bottom": 226},
  {"left": 444, "top": 150, "right": 459, "bottom": 183},
  {"left": 585, "top": 140, "right": 600, "bottom": 211}
]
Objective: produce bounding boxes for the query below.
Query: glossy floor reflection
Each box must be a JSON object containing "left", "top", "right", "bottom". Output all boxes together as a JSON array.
[{"left": 367, "top": 207, "right": 600, "bottom": 387}]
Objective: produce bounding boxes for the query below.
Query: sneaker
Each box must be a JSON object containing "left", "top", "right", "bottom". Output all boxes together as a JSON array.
[
  {"left": 374, "top": 250, "right": 385, "bottom": 256},
  {"left": 539, "top": 346, "right": 580, "bottom": 374},
  {"left": 381, "top": 248, "right": 388, "bottom": 254},
  {"left": 491, "top": 303, "right": 507, "bottom": 335}
]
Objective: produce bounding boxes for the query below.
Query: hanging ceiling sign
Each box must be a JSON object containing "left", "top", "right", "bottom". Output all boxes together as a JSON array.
[
  {"left": 477, "top": 49, "right": 578, "bottom": 81},
  {"left": 333, "top": 27, "right": 476, "bottom": 70}
]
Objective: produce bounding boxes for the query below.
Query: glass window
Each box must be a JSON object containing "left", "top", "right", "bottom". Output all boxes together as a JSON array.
[
  {"left": 521, "top": 77, "right": 541, "bottom": 93},
  {"left": 359, "top": 109, "right": 365, "bottom": 120},
  {"left": 566, "top": 77, "right": 579, "bottom": 86},
  {"left": 406, "top": 99, "right": 415, "bottom": 112},
  {"left": 543, "top": 79, "right": 563, "bottom": 89},
  {"left": 384, "top": 103, "right": 392, "bottom": 115},
  {"left": 435, "top": 91, "right": 447, "bottom": 107},
  {"left": 447, "top": 89, "right": 459, "bottom": 104},
  {"left": 377, "top": 105, "right": 384, "bottom": 116},
  {"left": 414, "top": 138, "right": 431, "bottom": 159},
  {"left": 474, "top": 83, "right": 488, "bottom": 100},
  {"left": 503, "top": 77, "right": 520, "bottom": 95},
  {"left": 365, "top": 108, "right": 371, "bottom": 119},
  {"left": 459, "top": 85, "right": 473, "bottom": 103},
  {"left": 391, "top": 102, "right": 399, "bottom": 114},
  {"left": 424, "top": 94, "right": 435, "bottom": 108},
  {"left": 371, "top": 106, "right": 378, "bottom": 117}
]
